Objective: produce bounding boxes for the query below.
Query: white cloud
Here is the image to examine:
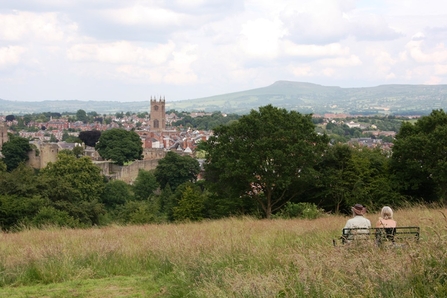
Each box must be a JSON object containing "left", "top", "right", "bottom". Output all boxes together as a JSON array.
[
  {"left": 66, "top": 41, "right": 198, "bottom": 85},
  {"left": 67, "top": 41, "right": 175, "bottom": 65},
  {"left": 101, "top": 5, "right": 188, "bottom": 27},
  {"left": 164, "top": 44, "right": 199, "bottom": 84},
  {"left": 0, "top": 46, "right": 26, "bottom": 68},
  {"left": 425, "top": 76, "right": 442, "bottom": 85},
  {"left": 0, "top": 11, "right": 77, "bottom": 42},
  {"left": 1, "top": 0, "right": 447, "bottom": 101},
  {"left": 239, "top": 18, "right": 286, "bottom": 59},
  {"left": 283, "top": 41, "right": 350, "bottom": 58},
  {"left": 318, "top": 55, "right": 362, "bottom": 67},
  {"left": 406, "top": 40, "right": 447, "bottom": 64},
  {"left": 435, "top": 65, "right": 447, "bottom": 76},
  {"left": 279, "top": 1, "right": 351, "bottom": 44}
]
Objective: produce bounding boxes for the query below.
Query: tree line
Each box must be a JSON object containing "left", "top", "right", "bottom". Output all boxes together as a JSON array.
[{"left": 1, "top": 105, "right": 446, "bottom": 230}]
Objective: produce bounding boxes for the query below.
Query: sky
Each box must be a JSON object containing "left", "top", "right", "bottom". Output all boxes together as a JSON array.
[{"left": 1, "top": 0, "right": 447, "bottom": 102}]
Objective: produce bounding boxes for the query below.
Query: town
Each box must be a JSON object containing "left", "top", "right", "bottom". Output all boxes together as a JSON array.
[{"left": 0, "top": 98, "right": 420, "bottom": 184}]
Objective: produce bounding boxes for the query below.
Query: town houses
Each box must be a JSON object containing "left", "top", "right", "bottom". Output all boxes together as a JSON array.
[{"left": 0, "top": 99, "right": 214, "bottom": 182}]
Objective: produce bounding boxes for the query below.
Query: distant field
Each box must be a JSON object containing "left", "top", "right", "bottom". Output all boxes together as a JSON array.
[{"left": 0, "top": 206, "right": 446, "bottom": 297}]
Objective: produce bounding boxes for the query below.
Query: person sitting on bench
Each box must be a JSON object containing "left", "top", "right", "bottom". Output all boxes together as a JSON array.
[
  {"left": 376, "top": 206, "right": 397, "bottom": 228},
  {"left": 343, "top": 204, "right": 371, "bottom": 242},
  {"left": 376, "top": 206, "right": 397, "bottom": 242}
]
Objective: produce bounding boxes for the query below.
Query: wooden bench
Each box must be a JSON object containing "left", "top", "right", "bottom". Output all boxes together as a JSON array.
[{"left": 337, "top": 226, "right": 420, "bottom": 246}]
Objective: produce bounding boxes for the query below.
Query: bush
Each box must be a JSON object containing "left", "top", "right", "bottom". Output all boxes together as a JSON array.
[
  {"left": 274, "top": 202, "right": 324, "bottom": 219},
  {"left": 115, "top": 200, "right": 164, "bottom": 224},
  {"left": 31, "top": 206, "right": 82, "bottom": 228}
]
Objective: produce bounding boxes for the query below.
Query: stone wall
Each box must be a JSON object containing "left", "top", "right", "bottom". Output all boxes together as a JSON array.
[
  {"left": 98, "top": 159, "right": 160, "bottom": 184},
  {"left": 0, "top": 122, "right": 8, "bottom": 151},
  {"left": 28, "top": 142, "right": 59, "bottom": 169},
  {"left": 27, "top": 143, "right": 165, "bottom": 184}
]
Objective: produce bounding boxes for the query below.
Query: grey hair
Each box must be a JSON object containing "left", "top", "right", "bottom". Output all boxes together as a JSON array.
[{"left": 380, "top": 206, "right": 393, "bottom": 220}]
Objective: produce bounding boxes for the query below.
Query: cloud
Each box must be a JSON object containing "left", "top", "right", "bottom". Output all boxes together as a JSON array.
[
  {"left": 349, "top": 14, "right": 403, "bottom": 41},
  {"left": 0, "top": 46, "right": 26, "bottom": 68},
  {"left": 0, "top": 11, "right": 77, "bottom": 42},
  {"left": 406, "top": 40, "right": 447, "bottom": 64},
  {"left": 282, "top": 41, "right": 350, "bottom": 59},
  {"left": 279, "top": 1, "right": 351, "bottom": 44},
  {"left": 435, "top": 65, "right": 447, "bottom": 76},
  {"left": 2, "top": 0, "right": 447, "bottom": 101},
  {"left": 101, "top": 5, "right": 188, "bottom": 28},
  {"left": 318, "top": 55, "right": 362, "bottom": 67},
  {"left": 67, "top": 41, "right": 175, "bottom": 65},
  {"left": 66, "top": 41, "right": 198, "bottom": 85},
  {"left": 239, "top": 18, "right": 286, "bottom": 59}
]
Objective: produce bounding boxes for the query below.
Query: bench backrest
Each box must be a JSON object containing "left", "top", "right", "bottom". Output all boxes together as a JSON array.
[{"left": 341, "top": 226, "right": 420, "bottom": 245}]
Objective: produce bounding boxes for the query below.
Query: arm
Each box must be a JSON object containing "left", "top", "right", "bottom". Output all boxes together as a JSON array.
[{"left": 376, "top": 217, "right": 383, "bottom": 228}]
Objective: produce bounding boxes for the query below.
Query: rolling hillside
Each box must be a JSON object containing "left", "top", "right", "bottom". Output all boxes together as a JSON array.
[{"left": 1, "top": 81, "right": 447, "bottom": 115}]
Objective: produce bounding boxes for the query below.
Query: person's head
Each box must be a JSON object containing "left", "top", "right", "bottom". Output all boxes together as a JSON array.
[
  {"left": 352, "top": 204, "right": 366, "bottom": 216},
  {"left": 380, "top": 206, "right": 393, "bottom": 220}
]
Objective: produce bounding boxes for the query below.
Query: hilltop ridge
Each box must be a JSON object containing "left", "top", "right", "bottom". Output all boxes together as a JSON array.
[{"left": 1, "top": 81, "right": 447, "bottom": 115}]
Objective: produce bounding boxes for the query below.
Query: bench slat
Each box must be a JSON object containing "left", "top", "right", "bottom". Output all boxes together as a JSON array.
[{"left": 340, "top": 226, "right": 420, "bottom": 245}]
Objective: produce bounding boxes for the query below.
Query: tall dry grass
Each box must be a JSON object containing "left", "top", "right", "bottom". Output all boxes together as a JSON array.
[{"left": 0, "top": 206, "right": 446, "bottom": 297}]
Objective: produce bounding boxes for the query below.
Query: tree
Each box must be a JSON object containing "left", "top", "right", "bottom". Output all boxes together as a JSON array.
[
  {"left": 95, "top": 128, "right": 143, "bottom": 165},
  {"left": 38, "top": 152, "right": 105, "bottom": 225},
  {"left": 0, "top": 161, "right": 50, "bottom": 230},
  {"left": 101, "top": 180, "right": 132, "bottom": 209},
  {"left": 1, "top": 134, "right": 32, "bottom": 171},
  {"left": 390, "top": 109, "right": 447, "bottom": 202},
  {"left": 49, "top": 134, "right": 58, "bottom": 142},
  {"left": 133, "top": 169, "right": 159, "bottom": 201},
  {"left": 154, "top": 151, "right": 200, "bottom": 191},
  {"left": 202, "top": 105, "right": 329, "bottom": 218},
  {"left": 173, "top": 185, "right": 205, "bottom": 221},
  {"left": 0, "top": 194, "right": 49, "bottom": 231},
  {"left": 72, "top": 145, "right": 84, "bottom": 158},
  {"left": 312, "top": 144, "right": 400, "bottom": 213},
  {"left": 0, "top": 163, "right": 40, "bottom": 198},
  {"left": 5, "top": 115, "right": 15, "bottom": 122},
  {"left": 76, "top": 109, "right": 88, "bottom": 123},
  {"left": 310, "top": 144, "right": 354, "bottom": 213},
  {"left": 79, "top": 130, "right": 101, "bottom": 147}
]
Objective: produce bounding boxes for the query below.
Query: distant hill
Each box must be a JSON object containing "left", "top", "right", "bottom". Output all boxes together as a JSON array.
[{"left": 2, "top": 81, "right": 447, "bottom": 115}]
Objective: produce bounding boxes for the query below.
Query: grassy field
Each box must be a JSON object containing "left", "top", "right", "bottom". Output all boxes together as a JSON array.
[{"left": 0, "top": 206, "right": 446, "bottom": 297}]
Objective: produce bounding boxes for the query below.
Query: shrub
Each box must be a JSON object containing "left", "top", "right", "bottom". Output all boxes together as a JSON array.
[
  {"left": 274, "top": 202, "right": 324, "bottom": 219},
  {"left": 31, "top": 206, "right": 82, "bottom": 228}
]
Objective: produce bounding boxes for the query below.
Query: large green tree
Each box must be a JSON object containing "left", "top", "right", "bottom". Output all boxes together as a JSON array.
[
  {"left": 173, "top": 185, "right": 205, "bottom": 221},
  {"left": 95, "top": 128, "right": 143, "bottom": 165},
  {"left": 101, "top": 180, "right": 132, "bottom": 209},
  {"left": 154, "top": 151, "right": 200, "bottom": 191},
  {"left": 38, "top": 152, "right": 105, "bottom": 225},
  {"left": 1, "top": 134, "right": 32, "bottom": 171},
  {"left": 133, "top": 169, "right": 159, "bottom": 201},
  {"left": 0, "top": 164, "right": 52, "bottom": 230},
  {"left": 310, "top": 144, "right": 400, "bottom": 213},
  {"left": 390, "top": 109, "right": 447, "bottom": 202},
  {"left": 202, "top": 104, "right": 329, "bottom": 218}
]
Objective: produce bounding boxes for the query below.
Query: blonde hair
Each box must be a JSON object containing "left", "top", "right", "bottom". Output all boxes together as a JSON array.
[{"left": 380, "top": 206, "right": 393, "bottom": 220}]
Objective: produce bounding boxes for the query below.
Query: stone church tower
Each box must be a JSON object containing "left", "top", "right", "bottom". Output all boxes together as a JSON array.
[
  {"left": 0, "top": 122, "right": 8, "bottom": 151},
  {"left": 150, "top": 97, "right": 166, "bottom": 131}
]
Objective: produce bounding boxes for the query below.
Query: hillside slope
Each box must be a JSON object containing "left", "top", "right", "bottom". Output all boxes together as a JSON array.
[{"left": 2, "top": 81, "right": 447, "bottom": 115}]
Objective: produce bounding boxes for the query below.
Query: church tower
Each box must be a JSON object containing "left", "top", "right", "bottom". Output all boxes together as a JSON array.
[
  {"left": 0, "top": 122, "right": 8, "bottom": 151},
  {"left": 150, "top": 96, "right": 166, "bottom": 131}
]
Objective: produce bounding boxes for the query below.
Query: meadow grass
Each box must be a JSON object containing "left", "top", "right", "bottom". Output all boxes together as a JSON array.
[{"left": 0, "top": 206, "right": 446, "bottom": 297}]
